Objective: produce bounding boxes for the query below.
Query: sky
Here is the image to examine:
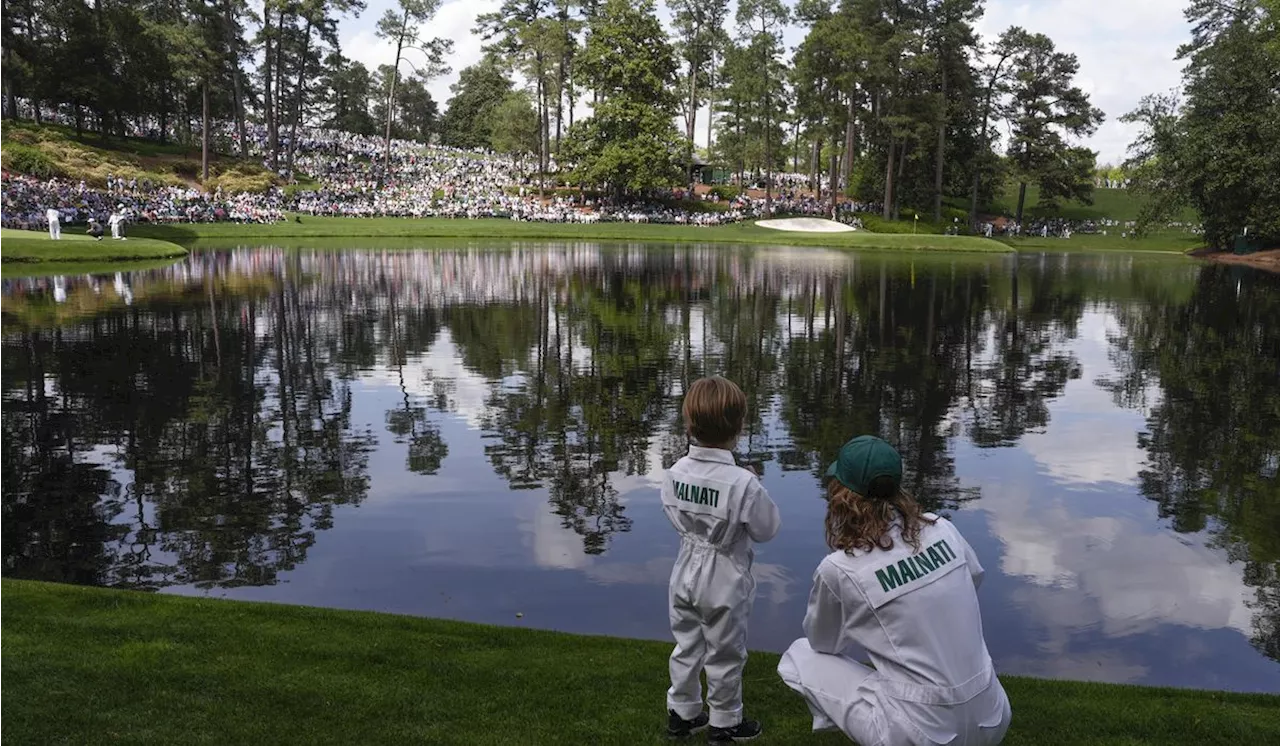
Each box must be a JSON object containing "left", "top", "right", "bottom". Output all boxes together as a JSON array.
[{"left": 338, "top": 0, "right": 1193, "bottom": 166}]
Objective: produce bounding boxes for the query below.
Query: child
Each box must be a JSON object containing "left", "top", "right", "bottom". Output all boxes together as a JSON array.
[{"left": 663, "top": 375, "right": 780, "bottom": 742}]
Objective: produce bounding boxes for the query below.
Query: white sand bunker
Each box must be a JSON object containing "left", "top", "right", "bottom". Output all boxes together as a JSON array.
[{"left": 755, "top": 217, "right": 857, "bottom": 233}]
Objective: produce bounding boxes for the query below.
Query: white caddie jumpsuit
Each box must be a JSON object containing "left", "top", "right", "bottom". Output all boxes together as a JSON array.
[
  {"left": 778, "top": 515, "right": 1011, "bottom": 746},
  {"left": 662, "top": 445, "right": 781, "bottom": 728},
  {"left": 46, "top": 208, "right": 61, "bottom": 239}
]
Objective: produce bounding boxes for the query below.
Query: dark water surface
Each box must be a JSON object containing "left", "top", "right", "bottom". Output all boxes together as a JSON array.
[{"left": 3, "top": 244, "right": 1278, "bottom": 693}]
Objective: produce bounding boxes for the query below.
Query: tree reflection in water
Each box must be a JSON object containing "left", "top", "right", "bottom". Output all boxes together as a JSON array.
[{"left": 1, "top": 247, "right": 1275, "bottom": 662}]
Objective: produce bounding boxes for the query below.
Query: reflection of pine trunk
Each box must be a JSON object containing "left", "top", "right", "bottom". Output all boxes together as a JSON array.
[
  {"left": 835, "top": 288, "right": 846, "bottom": 395},
  {"left": 879, "top": 261, "right": 887, "bottom": 343}
]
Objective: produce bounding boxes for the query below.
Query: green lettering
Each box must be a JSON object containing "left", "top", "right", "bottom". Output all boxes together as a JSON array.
[
  {"left": 914, "top": 553, "right": 935, "bottom": 574},
  {"left": 939, "top": 539, "right": 956, "bottom": 561},
  {"left": 710, "top": 488, "right": 720, "bottom": 508},
  {"left": 927, "top": 547, "right": 946, "bottom": 567},
  {"left": 897, "top": 559, "right": 918, "bottom": 583},
  {"left": 696, "top": 486, "right": 707, "bottom": 505},
  {"left": 876, "top": 565, "right": 903, "bottom": 592}
]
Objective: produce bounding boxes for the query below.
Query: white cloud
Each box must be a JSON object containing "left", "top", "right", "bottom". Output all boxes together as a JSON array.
[
  {"left": 977, "top": 0, "right": 1190, "bottom": 164},
  {"left": 975, "top": 472, "right": 1255, "bottom": 640},
  {"left": 357, "top": 328, "right": 494, "bottom": 429},
  {"left": 1019, "top": 311, "right": 1149, "bottom": 486},
  {"left": 341, "top": 0, "right": 502, "bottom": 110}
]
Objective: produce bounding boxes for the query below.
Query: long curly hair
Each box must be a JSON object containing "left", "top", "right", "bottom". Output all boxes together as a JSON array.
[{"left": 825, "top": 476, "right": 936, "bottom": 554}]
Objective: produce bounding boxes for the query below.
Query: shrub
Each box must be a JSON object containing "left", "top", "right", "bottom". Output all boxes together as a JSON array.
[
  {"left": 707, "top": 185, "right": 742, "bottom": 201},
  {"left": 1, "top": 143, "right": 65, "bottom": 179},
  {"left": 206, "top": 168, "right": 276, "bottom": 194}
]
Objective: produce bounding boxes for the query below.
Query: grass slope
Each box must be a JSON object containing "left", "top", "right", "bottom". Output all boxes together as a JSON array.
[
  {"left": 133, "top": 216, "right": 1011, "bottom": 253},
  {"left": 3, "top": 581, "right": 1277, "bottom": 746},
  {"left": 1, "top": 122, "right": 279, "bottom": 192},
  {"left": 1, "top": 228, "right": 188, "bottom": 263},
  {"left": 1000, "top": 231, "right": 1202, "bottom": 255},
  {"left": 986, "top": 184, "right": 1200, "bottom": 223}
]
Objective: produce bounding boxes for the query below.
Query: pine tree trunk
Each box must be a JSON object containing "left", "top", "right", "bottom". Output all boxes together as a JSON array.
[
  {"left": 828, "top": 139, "right": 839, "bottom": 217},
  {"left": 934, "top": 64, "right": 947, "bottom": 224},
  {"left": 0, "top": 0, "right": 13, "bottom": 120},
  {"left": 882, "top": 138, "right": 894, "bottom": 220},
  {"left": 264, "top": 7, "right": 278, "bottom": 171},
  {"left": 894, "top": 142, "right": 906, "bottom": 221},
  {"left": 811, "top": 139, "right": 820, "bottom": 198},
  {"left": 842, "top": 97, "right": 855, "bottom": 190},
  {"left": 687, "top": 53, "right": 698, "bottom": 193},
  {"left": 970, "top": 53, "right": 1009, "bottom": 230},
  {"left": 705, "top": 51, "right": 716, "bottom": 156},
  {"left": 383, "top": 12, "right": 408, "bottom": 177},
  {"left": 201, "top": 80, "right": 210, "bottom": 183},
  {"left": 288, "top": 19, "right": 313, "bottom": 175},
  {"left": 225, "top": 0, "right": 249, "bottom": 158}
]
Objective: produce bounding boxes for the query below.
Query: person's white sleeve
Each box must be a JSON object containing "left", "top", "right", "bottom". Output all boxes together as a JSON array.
[
  {"left": 802, "top": 566, "right": 845, "bottom": 654},
  {"left": 742, "top": 479, "right": 781, "bottom": 543},
  {"left": 954, "top": 522, "right": 985, "bottom": 590}
]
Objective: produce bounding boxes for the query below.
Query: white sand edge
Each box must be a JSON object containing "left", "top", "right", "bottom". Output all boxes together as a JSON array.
[{"left": 755, "top": 217, "right": 857, "bottom": 233}]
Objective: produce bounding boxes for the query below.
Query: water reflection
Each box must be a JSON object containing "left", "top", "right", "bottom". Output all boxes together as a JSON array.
[{"left": 2, "top": 246, "right": 1276, "bottom": 691}]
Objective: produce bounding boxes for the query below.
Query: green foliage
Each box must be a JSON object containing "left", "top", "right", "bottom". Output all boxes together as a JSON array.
[
  {"left": 489, "top": 92, "right": 540, "bottom": 156},
  {"left": 1122, "top": 1, "right": 1280, "bottom": 248},
  {"left": 707, "top": 185, "right": 743, "bottom": 201},
  {"left": 1, "top": 143, "right": 65, "bottom": 179},
  {"left": 1002, "top": 29, "right": 1105, "bottom": 221},
  {"left": 205, "top": 167, "right": 277, "bottom": 194},
  {"left": 439, "top": 55, "right": 515, "bottom": 150},
  {"left": 565, "top": 0, "right": 684, "bottom": 195}
]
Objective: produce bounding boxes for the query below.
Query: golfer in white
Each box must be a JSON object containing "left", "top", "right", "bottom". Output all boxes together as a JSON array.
[
  {"left": 46, "top": 207, "right": 61, "bottom": 239},
  {"left": 778, "top": 436, "right": 1011, "bottom": 746}
]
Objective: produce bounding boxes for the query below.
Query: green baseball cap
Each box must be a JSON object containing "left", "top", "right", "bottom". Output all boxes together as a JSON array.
[{"left": 825, "top": 435, "right": 903, "bottom": 497}]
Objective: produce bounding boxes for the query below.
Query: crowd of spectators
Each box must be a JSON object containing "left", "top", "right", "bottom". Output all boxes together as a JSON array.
[{"left": 0, "top": 109, "right": 1199, "bottom": 236}]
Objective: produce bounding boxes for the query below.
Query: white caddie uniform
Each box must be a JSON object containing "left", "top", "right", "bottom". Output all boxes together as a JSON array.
[
  {"left": 46, "top": 208, "right": 61, "bottom": 239},
  {"left": 779, "top": 514, "right": 1011, "bottom": 746},
  {"left": 662, "top": 445, "right": 781, "bottom": 728}
]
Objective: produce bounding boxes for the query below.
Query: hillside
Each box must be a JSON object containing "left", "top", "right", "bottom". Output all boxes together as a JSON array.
[
  {"left": 0, "top": 123, "right": 280, "bottom": 193},
  {"left": 986, "top": 183, "right": 1200, "bottom": 223}
]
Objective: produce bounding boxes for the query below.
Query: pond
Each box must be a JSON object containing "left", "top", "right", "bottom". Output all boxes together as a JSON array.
[{"left": 3, "top": 243, "right": 1277, "bottom": 694}]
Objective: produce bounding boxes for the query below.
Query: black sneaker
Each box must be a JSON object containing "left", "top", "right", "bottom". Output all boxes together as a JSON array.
[
  {"left": 667, "top": 710, "right": 709, "bottom": 739},
  {"left": 707, "top": 719, "right": 763, "bottom": 743}
]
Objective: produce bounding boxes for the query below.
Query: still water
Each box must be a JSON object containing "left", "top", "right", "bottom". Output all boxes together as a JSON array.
[{"left": 3, "top": 244, "right": 1277, "bottom": 693}]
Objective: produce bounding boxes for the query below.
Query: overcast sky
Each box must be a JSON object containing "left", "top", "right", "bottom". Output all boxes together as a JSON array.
[{"left": 338, "top": 0, "right": 1192, "bottom": 166}]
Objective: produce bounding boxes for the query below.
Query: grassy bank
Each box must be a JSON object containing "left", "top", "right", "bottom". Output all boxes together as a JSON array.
[
  {"left": 1000, "top": 231, "right": 1203, "bottom": 255},
  {"left": 3, "top": 580, "right": 1277, "bottom": 745},
  {"left": 1, "top": 122, "right": 278, "bottom": 192},
  {"left": 1, "top": 228, "right": 188, "bottom": 264},
  {"left": 130, "top": 216, "right": 1012, "bottom": 253},
  {"left": 985, "top": 184, "right": 1200, "bottom": 224}
]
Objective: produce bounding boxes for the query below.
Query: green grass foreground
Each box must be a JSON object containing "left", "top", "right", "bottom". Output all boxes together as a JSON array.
[
  {"left": 1, "top": 228, "right": 188, "bottom": 264},
  {"left": 2, "top": 581, "right": 1276, "bottom": 745},
  {"left": 132, "top": 216, "right": 1012, "bottom": 253}
]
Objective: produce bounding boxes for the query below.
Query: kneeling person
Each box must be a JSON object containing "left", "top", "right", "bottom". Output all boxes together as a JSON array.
[{"left": 778, "top": 436, "right": 1011, "bottom": 746}]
